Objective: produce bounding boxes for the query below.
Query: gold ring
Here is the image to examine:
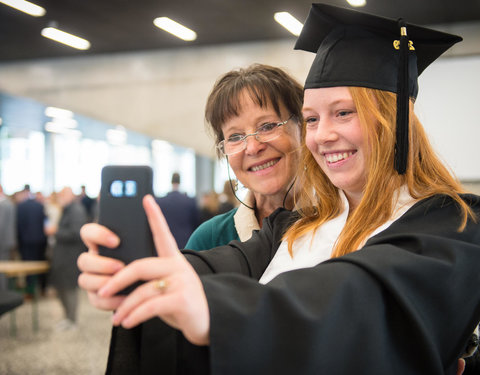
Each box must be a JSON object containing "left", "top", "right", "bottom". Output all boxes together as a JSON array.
[{"left": 153, "top": 279, "right": 168, "bottom": 293}]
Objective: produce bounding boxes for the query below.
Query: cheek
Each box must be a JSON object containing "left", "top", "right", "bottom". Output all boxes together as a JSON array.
[
  {"left": 305, "top": 130, "right": 317, "bottom": 153},
  {"left": 227, "top": 154, "right": 243, "bottom": 174}
]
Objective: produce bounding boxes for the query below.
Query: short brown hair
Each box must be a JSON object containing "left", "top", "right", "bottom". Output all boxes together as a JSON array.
[{"left": 205, "top": 64, "right": 304, "bottom": 158}]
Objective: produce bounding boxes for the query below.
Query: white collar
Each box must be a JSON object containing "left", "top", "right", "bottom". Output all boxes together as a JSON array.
[{"left": 233, "top": 191, "right": 260, "bottom": 242}]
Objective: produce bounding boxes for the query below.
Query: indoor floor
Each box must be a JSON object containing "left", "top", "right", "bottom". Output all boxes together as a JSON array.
[{"left": 0, "top": 289, "right": 112, "bottom": 375}]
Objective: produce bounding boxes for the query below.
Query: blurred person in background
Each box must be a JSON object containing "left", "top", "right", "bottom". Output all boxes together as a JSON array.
[
  {"left": 44, "top": 191, "right": 63, "bottom": 260},
  {"left": 156, "top": 172, "right": 199, "bottom": 249},
  {"left": 186, "top": 64, "right": 303, "bottom": 250},
  {"left": 0, "top": 184, "right": 16, "bottom": 291},
  {"left": 79, "top": 184, "right": 96, "bottom": 223},
  {"left": 48, "top": 187, "right": 87, "bottom": 330},
  {"left": 16, "top": 184, "right": 47, "bottom": 297},
  {"left": 217, "top": 180, "right": 238, "bottom": 214},
  {"left": 198, "top": 191, "right": 220, "bottom": 224}
]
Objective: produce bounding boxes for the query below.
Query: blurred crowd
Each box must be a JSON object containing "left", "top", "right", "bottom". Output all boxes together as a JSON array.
[{"left": 0, "top": 183, "right": 94, "bottom": 329}]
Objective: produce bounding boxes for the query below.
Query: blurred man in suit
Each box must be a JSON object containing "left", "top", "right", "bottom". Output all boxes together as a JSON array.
[
  {"left": 156, "top": 172, "right": 199, "bottom": 248},
  {"left": 16, "top": 185, "right": 47, "bottom": 295}
]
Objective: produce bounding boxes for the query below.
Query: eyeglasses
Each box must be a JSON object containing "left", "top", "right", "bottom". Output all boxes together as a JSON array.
[{"left": 217, "top": 115, "right": 295, "bottom": 156}]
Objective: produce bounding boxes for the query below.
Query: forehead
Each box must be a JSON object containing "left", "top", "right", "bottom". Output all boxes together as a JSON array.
[
  {"left": 303, "top": 87, "right": 353, "bottom": 109},
  {"left": 236, "top": 89, "right": 276, "bottom": 113}
]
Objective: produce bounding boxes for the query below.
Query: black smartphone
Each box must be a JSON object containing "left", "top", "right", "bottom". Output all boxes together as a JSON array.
[{"left": 98, "top": 165, "right": 155, "bottom": 293}]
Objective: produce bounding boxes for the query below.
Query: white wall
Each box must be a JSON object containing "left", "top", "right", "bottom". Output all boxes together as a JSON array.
[{"left": 416, "top": 55, "right": 480, "bottom": 180}]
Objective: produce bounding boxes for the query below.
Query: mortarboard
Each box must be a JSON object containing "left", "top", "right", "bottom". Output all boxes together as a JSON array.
[{"left": 294, "top": 3, "right": 462, "bottom": 174}]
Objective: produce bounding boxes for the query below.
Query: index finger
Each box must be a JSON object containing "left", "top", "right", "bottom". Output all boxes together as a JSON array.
[{"left": 143, "top": 195, "right": 180, "bottom": 258}]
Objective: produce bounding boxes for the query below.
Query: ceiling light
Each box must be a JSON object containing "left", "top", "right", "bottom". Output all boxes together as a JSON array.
[
  {"left": 45, "top": 106, "right": 74, "bottom": 119},
  {"left": 45, "top": 122, "right": 81, "bottom": 137},
  {"left": 153, "top": 17, "right": 197, "bottom": 41},
  {"left": 0, "top": 0, "right": 45, "bottom": 17},
  {"left": 274, "top": 12, "right": 303, "bottom": 37},
  {"left": 41, "top": 26, "right": 91, "bottom": 50},
  {"left": 49, "top": 117, "right": 78, "bottom": 129},
  {"left": 346, "top": 0, "right": 367, "bottom": 7}
]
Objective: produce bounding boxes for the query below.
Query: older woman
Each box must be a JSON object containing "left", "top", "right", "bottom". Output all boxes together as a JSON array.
[
  {"left": 78, "top": 4, "right": 480, "bottom": 374},
  {"left": 186, "top": 64, "right": 303, "bottom": 250}
]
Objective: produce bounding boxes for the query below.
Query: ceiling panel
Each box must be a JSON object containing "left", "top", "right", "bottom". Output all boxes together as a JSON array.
[{"left": 1, "top": 0, "right": 479, "bottom": 62}]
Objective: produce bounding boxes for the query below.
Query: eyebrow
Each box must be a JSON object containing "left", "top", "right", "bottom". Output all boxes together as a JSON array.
[{"left": 303, "top": 98, "right": 354, "bottom": 111}]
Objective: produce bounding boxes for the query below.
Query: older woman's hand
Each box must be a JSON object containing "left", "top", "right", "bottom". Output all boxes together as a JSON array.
[
  {"left": 77, "top": 223, "right": 126, "bottom": 311},
  {"left": 96, "top": 195, "right": 210, "bottom": 346}
]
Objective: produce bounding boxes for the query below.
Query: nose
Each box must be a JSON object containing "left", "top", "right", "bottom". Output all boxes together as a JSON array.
[
  {"left": 244, "top": 135, "right": 267, "bottom": 155},
  {"left": 314, "top": 118, "right": 338, "bottom": 145}
]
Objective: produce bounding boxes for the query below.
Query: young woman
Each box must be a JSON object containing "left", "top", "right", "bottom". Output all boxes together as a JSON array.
[
  {"left": 186, "top": 64, "right": 303, "bottom": 250},
  {"left": 78, "top": 4, "right": 480, "bottom": 374}
]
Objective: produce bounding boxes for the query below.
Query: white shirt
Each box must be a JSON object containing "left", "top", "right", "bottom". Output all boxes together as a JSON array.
[{"left": 259, "top": 187, "right": 416, "bottom": 284}]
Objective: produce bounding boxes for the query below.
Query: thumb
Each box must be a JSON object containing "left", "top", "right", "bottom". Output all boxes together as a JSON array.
[{"left": 143, "top": 194, "right": 180, "bottom": 258}]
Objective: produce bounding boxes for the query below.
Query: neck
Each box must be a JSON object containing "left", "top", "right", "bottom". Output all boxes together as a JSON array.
[
  {"left": 253, "top": 189, "right": 295, "bottom": 227},
  {"left": 344, "top": 190, "right": 363, "bottom": 215}
]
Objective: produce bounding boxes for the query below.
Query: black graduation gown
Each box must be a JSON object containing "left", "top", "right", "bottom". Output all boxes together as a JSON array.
[{"left": 106, "top": 194, "right": 480, "bottom": 375}]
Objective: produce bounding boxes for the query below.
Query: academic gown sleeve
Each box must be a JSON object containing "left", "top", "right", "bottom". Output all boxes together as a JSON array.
[
  {"left": 105, "top": 208, "right": 296, "bottom": 375},
  {"left": 202, "top": 194, "right": 480, "bottom": 375}
]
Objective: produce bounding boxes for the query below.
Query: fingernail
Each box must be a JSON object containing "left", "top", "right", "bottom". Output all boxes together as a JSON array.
[
  {"left": 98, "top": 286, "right": 108, "bottom": 297},
  {"left": 112, "top": 313, "right": 120, "bottom": 326},
  {"left": 112, "top": 262, "right": 124, "bottom": 272},
  {"left": 145, "top": 195, "right": 154, "bottom": 204},
  {"left": 107, "top": 234, "right": 120, "bottom": 247}
]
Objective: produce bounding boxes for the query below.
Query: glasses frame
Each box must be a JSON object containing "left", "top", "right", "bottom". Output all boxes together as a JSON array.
[{"left": 217, "top": 115, "right": 295, "bottom": 157}]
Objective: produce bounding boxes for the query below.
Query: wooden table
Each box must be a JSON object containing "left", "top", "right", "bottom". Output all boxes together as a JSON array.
[
  {"left": 0, "top": 261, "right": 50, "bottom": 277},
  {"left": 0, "top": 261, "right": 50, "bottom": 335}
]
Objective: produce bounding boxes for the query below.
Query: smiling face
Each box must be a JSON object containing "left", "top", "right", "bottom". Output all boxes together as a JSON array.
[
  {"left": 303, "top": 87, "right": 367, "bottom": 207},
  {"left": 222, "top": 91, "right": 301, "bottom": 200}
]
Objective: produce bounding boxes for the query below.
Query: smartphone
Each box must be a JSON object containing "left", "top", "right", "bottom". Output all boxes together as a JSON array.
[{"left": 98, "top": 165, "right": 155, "bottom": 293}]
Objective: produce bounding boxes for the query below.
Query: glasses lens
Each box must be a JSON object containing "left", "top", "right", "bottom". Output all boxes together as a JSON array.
[
  {"left": 256, "top": 121, "right": 285, "bottom": 142},
  {"left": 219, "top": 140, "right": 243, "bottom": 156},
  {"left": 224, "top": 141, "right": 244, "bottom": 155}
]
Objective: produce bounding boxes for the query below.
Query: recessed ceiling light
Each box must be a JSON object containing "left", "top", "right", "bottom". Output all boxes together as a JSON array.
[
  {"left": 0, "top": 0, "right": 45, "bottom": 17},
  {"left": 41, "top": 26, "right": 91, "bottom": 50},
  {"left": 274, "top": 12, "right": 303, "bottom": 37},
  {"left": 346, "top": 0, "right": 367, "bottom": 7},
  {"left": 153, "top": 17, "right": 197, "bottom": 41},
  {"left": 45, "top": 106, "right": 74, "bottom": 119}
]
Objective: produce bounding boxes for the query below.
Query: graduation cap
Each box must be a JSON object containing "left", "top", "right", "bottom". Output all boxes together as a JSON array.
[{"left": 294, "top": 3, "right": 462, "bottom": 174}]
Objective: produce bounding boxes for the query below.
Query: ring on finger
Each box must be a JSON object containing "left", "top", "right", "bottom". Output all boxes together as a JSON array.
[{"left": 153, "top": 279, "right": 168, "bottom": 293}]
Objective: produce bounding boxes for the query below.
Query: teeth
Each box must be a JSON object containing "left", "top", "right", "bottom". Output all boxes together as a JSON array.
[
  {"left": 325, "top": 151, "right": 354, "bottom": 163},
  {"left": 251, "top": 159, "right": 278, "bottom": 172}
]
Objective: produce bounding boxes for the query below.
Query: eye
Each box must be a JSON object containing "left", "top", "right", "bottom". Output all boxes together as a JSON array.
[
  {"left": 226, "top": 134, "right": 244, "bottom": 143},
  {"left": 258, "top": 122, "right": 278, "bottom": 133},
  {"left": 336, "top": 110, "right": 354, "bottom": 118},
  {"left": 304, "top": 116, "right": 318, "bottom": 128}
]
